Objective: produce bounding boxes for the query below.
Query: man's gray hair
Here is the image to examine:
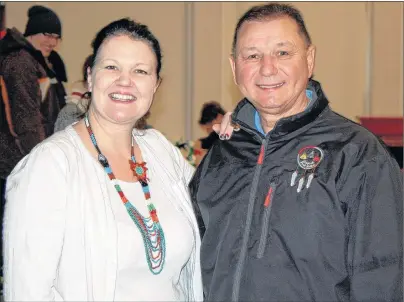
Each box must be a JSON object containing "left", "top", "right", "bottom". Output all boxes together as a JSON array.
[{"left": 232, "top": 3, "right": 312, "bottom": 56}]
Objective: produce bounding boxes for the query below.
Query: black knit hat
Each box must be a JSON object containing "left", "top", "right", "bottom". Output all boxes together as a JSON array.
[{"left": 24, "top": 5, "right": 61, "bottom": 38}]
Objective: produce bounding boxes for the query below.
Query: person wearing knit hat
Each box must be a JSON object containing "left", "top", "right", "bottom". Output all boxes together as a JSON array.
[
  {"left": 0, "top": 4, "right": 67, "bottom": 180},
  {"left": 24, "top": 5, "right": 62, "bottom": 58}
]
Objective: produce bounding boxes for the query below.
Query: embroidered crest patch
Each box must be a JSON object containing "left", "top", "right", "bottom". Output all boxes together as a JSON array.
[{"left": 291, "top": 146, "right": 324, "bottom": 193}]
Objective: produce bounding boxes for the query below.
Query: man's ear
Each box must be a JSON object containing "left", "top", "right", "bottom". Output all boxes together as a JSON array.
[
  {"left": 306, "top": 45, "right": 316, "bottom": 78},
  {"left": 229, "top": 55, "right": 238, "bottom": 86}
]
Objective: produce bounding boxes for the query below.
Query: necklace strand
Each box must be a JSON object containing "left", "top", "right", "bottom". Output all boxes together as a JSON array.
[{"left": 84, "top": 114, "right": 166, "bottom": 274}]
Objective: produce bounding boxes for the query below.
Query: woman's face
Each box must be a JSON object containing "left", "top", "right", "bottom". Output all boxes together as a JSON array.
[{"left": 87, "top": 35, "right": 160, "bottom": 126}]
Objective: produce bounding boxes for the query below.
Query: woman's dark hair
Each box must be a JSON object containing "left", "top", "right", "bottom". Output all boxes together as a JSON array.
[
  {"left": 199, "top": 101, "right": 226, "bottom": 125},
  {"left": 90, "top": 18, "right": 162, "bottom": 79},
  {"left": 82, "top": 54, "right": 93, "bottom": 83}
]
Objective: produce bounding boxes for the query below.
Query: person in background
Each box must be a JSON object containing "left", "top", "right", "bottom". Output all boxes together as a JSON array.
[
  {"left": 3, "top": 18, "right": 203, "bottom": 301},
  {"left": 194, "top": 101, "right": 226, "bottom": 165},
  {"left": 0, "top": 5, "right": 67, "bottom": 180},
  {"left": 190, "top": 3, "right": 402, "bottom": 301},
  {"left": 0, "top": 2, "right": 5, "bottom": 40},
  {"left": 54, "top": 55, "right": 92, "bottom": 132}
]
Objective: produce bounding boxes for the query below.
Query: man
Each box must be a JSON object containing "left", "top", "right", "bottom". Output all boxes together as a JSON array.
[
  {"left": 189, "top": 3, "right": 402, "bottom": 302},
  {"left": 198, "top": 101, "right": 226, "bottom": 148},
  {"left": 0, "top": 5, "right": 67, "bottom": 180},
  {"left": 199, "top": 102, "right": 226, "bottom": 137},
  {"left": 193, "top": 102, "right": 226, "bottom": 166}
]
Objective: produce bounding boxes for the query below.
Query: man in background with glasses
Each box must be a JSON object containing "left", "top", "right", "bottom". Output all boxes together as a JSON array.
[{"left": 0, "top": 5, "right": 67, "bottom": 181}]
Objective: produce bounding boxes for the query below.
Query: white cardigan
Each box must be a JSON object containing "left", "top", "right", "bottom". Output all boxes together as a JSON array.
[{"left": 3, "top": 126, "right": 203, "bottom": 301}]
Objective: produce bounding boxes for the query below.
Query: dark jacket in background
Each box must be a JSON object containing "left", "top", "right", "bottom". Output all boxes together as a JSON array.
[
  {"left": 200, "top": 131, "right": 219, "bottom": 150},
  {"left": 0, "top": 27, "right": 66, "bottom": 179},
  {"left": 189, "top": 80, "right": 403, "bottom": 302}
]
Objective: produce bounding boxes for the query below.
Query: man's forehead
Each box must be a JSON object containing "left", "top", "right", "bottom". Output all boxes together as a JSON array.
[
  {"left": 236, "top": 18, "right": 305, "bottom": 48},
  {"left": 240, "top": 41, "right": 295, "bottom": 52}
]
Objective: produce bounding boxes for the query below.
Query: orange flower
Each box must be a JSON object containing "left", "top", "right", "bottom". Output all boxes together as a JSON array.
[{"left": 129, "top": 160, "right": 149, "bottom": 182}]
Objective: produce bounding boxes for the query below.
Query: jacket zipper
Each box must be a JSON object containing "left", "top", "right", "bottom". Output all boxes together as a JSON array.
[
  {"left": 257, "top": 183, "right": 276, "bottom": 259},
  {"left": 232, "top": 138, "right": 267, "bottom": 302}
]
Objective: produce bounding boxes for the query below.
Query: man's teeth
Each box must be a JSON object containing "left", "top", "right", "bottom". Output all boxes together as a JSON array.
[
  {"left": 110, "top": 93, "right": 136, "bottom": 101},
  {"left": 260, "top": 83, "right": 284, "bottom": 88}
]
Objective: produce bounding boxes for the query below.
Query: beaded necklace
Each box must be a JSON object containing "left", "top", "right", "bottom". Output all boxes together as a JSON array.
[{"left": 84, "top": 114, "right": 166, "bottom": 275}]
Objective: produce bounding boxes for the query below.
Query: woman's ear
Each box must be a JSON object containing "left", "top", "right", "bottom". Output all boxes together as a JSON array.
[
  {"left": 87, "top": 67, "right": 93, "bottom": 92},
  {"left": 154, "top": 77, "right": 162, "bottom": 93}
]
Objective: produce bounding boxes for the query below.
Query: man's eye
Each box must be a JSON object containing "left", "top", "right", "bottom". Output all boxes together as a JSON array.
[
  {"left": 278, "top": 51, "right": 289, "bottom": 56},
  {"left": 247, "top": 54, "right": 260, "bottom": 60}
]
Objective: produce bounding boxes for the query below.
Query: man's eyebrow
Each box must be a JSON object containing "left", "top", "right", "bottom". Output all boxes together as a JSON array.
[
  {"left": 275, "top": 41, "right": 294, "bottom": 47},
  {"left": 239, "top": 47, "right": 259, "bottom": 52}
]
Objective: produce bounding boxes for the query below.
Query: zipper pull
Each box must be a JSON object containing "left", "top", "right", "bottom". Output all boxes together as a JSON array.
[
  {"left": 264, "top": 186, "right": 273, "bottom": 207},
  {"left": 257, "top": 144, "right": 265, "bottom": 165}
]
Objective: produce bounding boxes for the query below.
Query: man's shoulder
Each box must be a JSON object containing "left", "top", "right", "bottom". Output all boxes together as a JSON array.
[
  {"left": 324, "top": 110, "right": 393, "bottom": 161},
  {"left": 1, "top": 48, "right": 38, "bottom": 71}
]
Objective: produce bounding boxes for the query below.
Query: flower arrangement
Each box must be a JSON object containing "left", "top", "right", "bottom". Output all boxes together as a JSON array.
[{"left": 174, "top": 139, "right": 202, "bottom": 167}]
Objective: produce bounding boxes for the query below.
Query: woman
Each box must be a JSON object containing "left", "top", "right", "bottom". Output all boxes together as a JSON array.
[
  {"left": 54, "top": 54, "right": 92, "bottom": 132},
  {"left": 4, "top": 18, "right": 203, "bottom": 301}
]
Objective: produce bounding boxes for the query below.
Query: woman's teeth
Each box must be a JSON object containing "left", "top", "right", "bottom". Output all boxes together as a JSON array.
[{"left": 110, "top": 93, "right": 136, "bottom": 101}]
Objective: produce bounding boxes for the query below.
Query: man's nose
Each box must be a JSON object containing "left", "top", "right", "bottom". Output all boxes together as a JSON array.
[
  {"left": 48, "top": 38, "right": 58, "bottom": 48},
  {"left": 260, "top": 55, "right": 278, "bottom": 76}
]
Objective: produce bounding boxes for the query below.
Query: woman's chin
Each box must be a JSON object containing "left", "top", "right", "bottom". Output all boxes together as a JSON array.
[{"left": 107, "top": 112, "right": 142, "bottom": 126}]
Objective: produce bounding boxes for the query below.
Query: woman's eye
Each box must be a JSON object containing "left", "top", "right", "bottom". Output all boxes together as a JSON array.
[
  {"left": 105, "top": 65, "right": 117, "bottom": 70},
  {"left": 135, "top": 69, "right": 148, "bottom": 75}
]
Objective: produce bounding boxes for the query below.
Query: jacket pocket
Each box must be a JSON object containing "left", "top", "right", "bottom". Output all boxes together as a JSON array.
[{"left": 257, "top": 183, "right": 276, "bottom": 259}]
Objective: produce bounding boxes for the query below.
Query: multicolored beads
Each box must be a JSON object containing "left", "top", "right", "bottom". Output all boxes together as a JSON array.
[{"left": 84, "top": 114, "right": 166, "bottom": 275}]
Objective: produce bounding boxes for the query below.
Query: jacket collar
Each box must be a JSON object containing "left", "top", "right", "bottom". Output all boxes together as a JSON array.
[{"left": 232, "top": 79, "right": 329, "bottom": 139}]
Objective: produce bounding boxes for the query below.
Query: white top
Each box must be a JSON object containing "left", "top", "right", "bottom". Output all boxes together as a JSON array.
[
  {"left": 3, "top": 126, "right": 203, "bottom": 301},
  {"left": 110, "top": 179, "right": 193, "bottom": 301}
]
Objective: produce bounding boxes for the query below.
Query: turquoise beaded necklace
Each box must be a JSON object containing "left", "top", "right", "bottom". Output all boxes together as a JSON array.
[{"left": 84, "top": 114, "right": 166, "bottom": 275}]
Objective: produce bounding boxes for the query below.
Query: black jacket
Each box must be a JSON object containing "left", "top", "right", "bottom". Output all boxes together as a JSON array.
[
  {"left": 189, "top": 80, "right": 403, "bottom": 302},
  {"left": 0, "top": 28, "right": 66, "bottom": 178}
]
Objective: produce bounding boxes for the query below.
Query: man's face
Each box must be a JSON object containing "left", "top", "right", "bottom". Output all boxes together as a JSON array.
[
  {"left": 230, "top": 17, "right": 315, "bottom": 116},
  {"left": 29, "top": 33, "right": 60, "bottom": 58}
]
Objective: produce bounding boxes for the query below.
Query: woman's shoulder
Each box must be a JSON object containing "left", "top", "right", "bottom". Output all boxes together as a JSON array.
[
  {"left": 135, "top": 128, "right": 175, "bottom": 151},
  {"left": 9, "top": 127, "right": 81, "bottom": 179}
]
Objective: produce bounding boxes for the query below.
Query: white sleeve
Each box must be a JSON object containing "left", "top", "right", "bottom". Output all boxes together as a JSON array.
[
  {"left": 3, "top": 143, "right": 68, "bottom": 301},
  {"left": 171, "top": 143, "right": 196, "bottom": 185}
]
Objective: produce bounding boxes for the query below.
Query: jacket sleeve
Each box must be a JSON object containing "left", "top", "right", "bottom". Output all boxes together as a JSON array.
[
  {"left": 337, "top": 153, "right": 403, "bottom": 301},
  {"left": 188, "top": 151, "right": 212, "bottom": 239},
  {"left": 3, "top": 143, "right": 67, "bottom": 300},
  {"left": 2, "top": 51, "right": 47, "bottom": 157}
]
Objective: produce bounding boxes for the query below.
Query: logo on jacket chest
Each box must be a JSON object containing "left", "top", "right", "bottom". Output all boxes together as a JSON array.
[{"left": 290, "top": 146, "right": 324, "bottom": 193}]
